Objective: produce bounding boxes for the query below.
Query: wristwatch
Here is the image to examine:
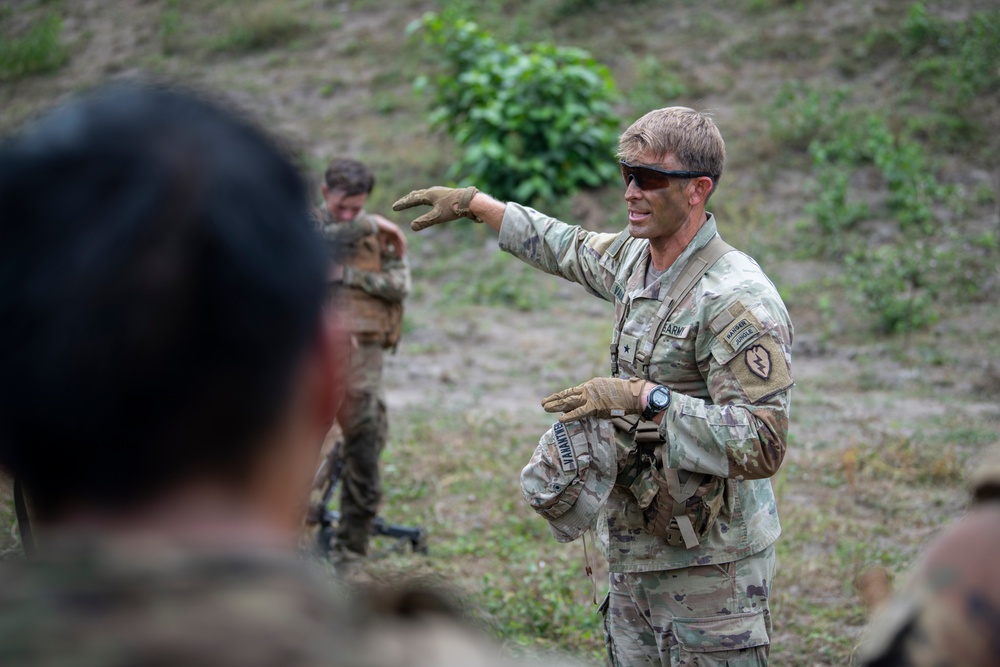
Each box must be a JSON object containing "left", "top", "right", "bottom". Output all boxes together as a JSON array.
[{"left": 641, "top": 384, "right": 671, "bottom": 421}]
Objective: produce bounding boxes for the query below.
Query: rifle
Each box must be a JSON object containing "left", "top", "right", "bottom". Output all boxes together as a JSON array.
[{"left": 306, "top": 429, "right": 428, "bottom": 556}]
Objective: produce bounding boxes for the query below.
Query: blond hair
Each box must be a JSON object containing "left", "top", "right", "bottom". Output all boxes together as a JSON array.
[{"left": 618, "top": 107, "right": 725, "bottom": 196}]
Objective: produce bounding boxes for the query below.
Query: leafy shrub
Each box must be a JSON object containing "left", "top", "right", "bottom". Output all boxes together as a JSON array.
[
  {"left": 409, "top": 12, "right": 620, "bottom": 205},
  {"left": 0, "top": 13, "right": 67, "bottom": 81}
]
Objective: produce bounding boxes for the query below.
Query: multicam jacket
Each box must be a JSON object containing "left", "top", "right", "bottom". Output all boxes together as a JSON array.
[
  {"left": 315, "top": 207, "right": 410, "bottom": 348},
  {"left": 499, "top": 204, "right": 793, "bottom": 572},
  {"left": 315, "top": 207, "right": 410, "bottom": 307}
]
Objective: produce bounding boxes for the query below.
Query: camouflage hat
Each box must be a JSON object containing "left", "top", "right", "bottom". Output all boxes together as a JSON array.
[{"left": 520, "top": 416, "right": 616, "bottom": 543}]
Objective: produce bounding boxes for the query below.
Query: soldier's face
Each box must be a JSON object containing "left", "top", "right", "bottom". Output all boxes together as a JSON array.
[
  {"left": 623, "top": 152, "right": 696, "bottom": 244},
  {"left": 322, "top": 187, "right": 368, "bottom": 222}
]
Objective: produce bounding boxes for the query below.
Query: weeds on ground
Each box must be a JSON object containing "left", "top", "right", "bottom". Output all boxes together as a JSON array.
[
  {"left": 0, "top": 13, "right": 67, "bottom": 81},
  {"left": 210, "top": 4, "right": 308, "bottom": 54},
  {"left": 770, "top": 72, "right": 996, "bottom": 334}
]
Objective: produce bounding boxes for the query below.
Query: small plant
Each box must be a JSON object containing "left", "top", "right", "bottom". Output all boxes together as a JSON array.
[
  {"left": 441, "top": 250, "right": 551, "bottom": 311},
  {"left": 211, "top": 5, "right": 307, "bottom": 54},
  {"left": 627, "top": 55, "right": 689, "bottom": 116},
  {"left": 844, "top": 245, "right": 938, "bottom": 335},
  {"left": 768, "top": 77, "right": 989, "bottom": 334},
  {"left": 409, "top": 12, "right": 621, "bottom": 205},
  {"left": 0, "top": 13, "right": 67, "bottom": 81},
  {"left": 899, "top": 3, "right": 1000, "bottom": 103},
  {"left": 159, "top": 0, "right": 183, "bottom": 55},
  {"left": 769, "top": 82, "right": 850, "bottom": 152}
]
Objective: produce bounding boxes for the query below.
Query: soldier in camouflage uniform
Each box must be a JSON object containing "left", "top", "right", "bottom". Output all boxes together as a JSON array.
[
  {"left": 394, "top": 107, "right": 793, "bottom": 666},
  {"left": 315, "top": 158, "right": 411, "bottom": 566},
  {"left": 0, "top": 83, "right": 578, "bottom": 667},
  {"left": 854, "top": 459, "right": 1000, "bottom": 666}
]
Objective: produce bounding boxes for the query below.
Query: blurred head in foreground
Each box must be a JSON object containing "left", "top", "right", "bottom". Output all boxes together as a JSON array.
[{"left": 0, "top": 82, "right": 344, "bottom": 537}]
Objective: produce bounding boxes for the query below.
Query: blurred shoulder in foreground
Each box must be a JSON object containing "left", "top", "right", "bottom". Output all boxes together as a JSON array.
[{"left": 854, "top": 457, "right": 1000, "bottom": 666}]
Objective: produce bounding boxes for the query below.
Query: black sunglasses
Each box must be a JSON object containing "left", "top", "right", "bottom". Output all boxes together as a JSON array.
[{"left": 619, "top": 160, "right": 714, "bottom": 191}]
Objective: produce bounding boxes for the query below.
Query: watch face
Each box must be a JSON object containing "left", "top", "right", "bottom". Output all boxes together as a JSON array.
[
  {"left": 643, "top": 385, "right": 670, "bottom": 420},
  {"left": 650, "top": 385, "right": 670, "bottom": 410}
]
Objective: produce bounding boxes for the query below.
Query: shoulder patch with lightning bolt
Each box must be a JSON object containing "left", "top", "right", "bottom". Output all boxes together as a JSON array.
[{"left": 727, "top": 334, "right": 792, "bottom": 403}]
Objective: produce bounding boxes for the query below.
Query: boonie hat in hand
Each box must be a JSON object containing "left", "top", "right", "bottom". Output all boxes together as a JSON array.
[{"left": 520, "top": 416, "right": 616, "bottom": 543}]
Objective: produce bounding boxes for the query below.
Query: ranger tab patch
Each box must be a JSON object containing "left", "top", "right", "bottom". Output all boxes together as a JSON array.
[{"left": 720, "top": 309, "right": 764, "bottom": 353}]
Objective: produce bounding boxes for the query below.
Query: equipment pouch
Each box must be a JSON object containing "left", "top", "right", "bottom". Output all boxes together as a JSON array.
[{"left": 610, "top": 417, "right": 727, "bottom": 549}]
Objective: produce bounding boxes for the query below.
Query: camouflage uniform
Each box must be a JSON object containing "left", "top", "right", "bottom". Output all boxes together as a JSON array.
[
  {"left": 0, "top": 535, "right": 368, "bottom": 667},
  {"left": 316, "top": 207, "right": 410, "bottom": 560},
  {"left": 499, "top": 205, "right": 793, "bottom": 666},
  {"left": 0, "top": 534, "right": 578, "bottom": 667},
  {"left": 854, "top": 464, "right": 1000, "bottom": 666}
]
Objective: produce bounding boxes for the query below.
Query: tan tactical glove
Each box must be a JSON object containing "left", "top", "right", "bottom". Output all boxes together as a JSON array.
[
  {"left": 541, "top": 377, "right": 645, "bottom": 423},
  {"left": 391, "top": 186, "right": 480, "bottom": 231}
]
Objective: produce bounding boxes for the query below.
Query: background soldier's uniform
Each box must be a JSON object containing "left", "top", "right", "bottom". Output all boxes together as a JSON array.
[
  {"left": 317, "top": 207, "right": 410, "bottom": 561},
  {"left": 499, "top": 204, "right": 793, "bottom": 666},
  {"left": 854, "top": 462, "right": 1000, "bottom": 667}
]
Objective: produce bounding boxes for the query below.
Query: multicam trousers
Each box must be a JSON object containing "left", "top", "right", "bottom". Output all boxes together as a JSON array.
[
  {"left": 333, "top": 343, "right": 387, "bottom": 558},
  {"left": 602, "top": 544, "right": 775, "bottom": 666}
]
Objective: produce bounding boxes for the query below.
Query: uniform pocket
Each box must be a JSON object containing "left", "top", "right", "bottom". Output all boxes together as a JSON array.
[
  {"left": 599, "top": 594, "right": 623, "bottom": 667},
  {"left": 670, "top": 610, "right": 769, "bottom": 666}
]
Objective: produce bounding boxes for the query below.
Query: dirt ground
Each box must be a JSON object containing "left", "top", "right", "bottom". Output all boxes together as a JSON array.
[{"left": 2, "top": 1, "right": 999, "bottom": 664}]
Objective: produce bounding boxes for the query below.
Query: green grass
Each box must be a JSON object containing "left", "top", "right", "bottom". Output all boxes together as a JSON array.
[
  {"left": 0, "top": 13, "right": 67, "bottom": 81},
  {"left": 2, "top": 1, "right": 1000, "bottom": 665}
]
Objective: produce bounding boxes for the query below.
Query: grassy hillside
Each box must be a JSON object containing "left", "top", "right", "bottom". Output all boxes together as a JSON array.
[{"left": 2, "top": 1, "right": 999, "bottom": 664}]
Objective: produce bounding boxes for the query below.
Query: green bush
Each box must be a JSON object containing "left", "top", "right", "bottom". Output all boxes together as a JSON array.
[
  {"left": 0, "top": 13, "right": 67, "bottom": 81},
  {"left": 409, "top": 12, "right": 621, "bottom": 205}
]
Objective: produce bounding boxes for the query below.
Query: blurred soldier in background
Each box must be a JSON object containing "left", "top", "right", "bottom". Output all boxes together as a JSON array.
[
  {"left": 394, "top": 106, "right": 793, "bottom": 666},
  {"left": 854, "top": 458, "right": 1000, "bottom": 666},
  {"left": 0, "top": 82, "right": 559, "bottom": 667},
  {"left": 315, "top": 158, "right": 410, "bottom": 569}
]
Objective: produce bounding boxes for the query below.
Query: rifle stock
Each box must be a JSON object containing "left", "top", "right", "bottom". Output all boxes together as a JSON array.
[{"left": 307, "top": 427, "right": 427, "bottom": 555}]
